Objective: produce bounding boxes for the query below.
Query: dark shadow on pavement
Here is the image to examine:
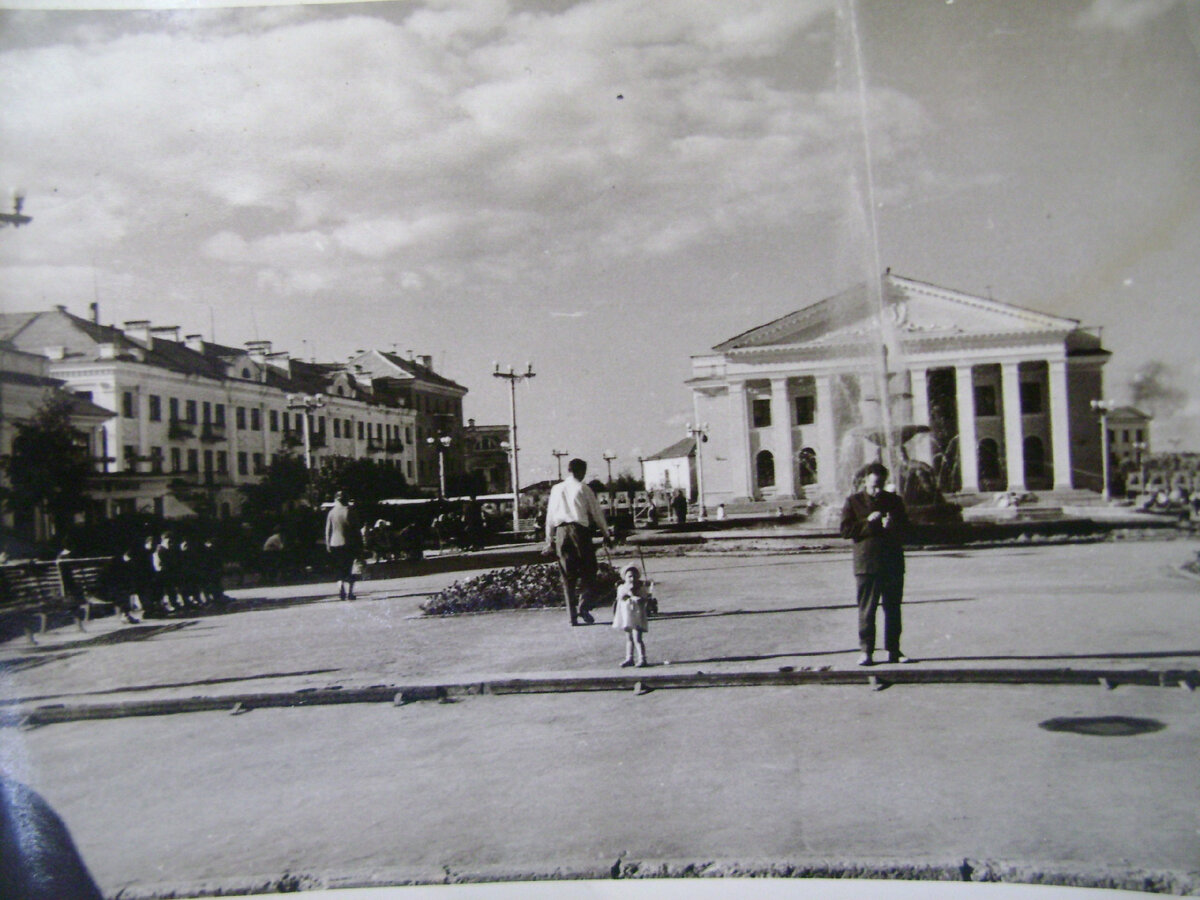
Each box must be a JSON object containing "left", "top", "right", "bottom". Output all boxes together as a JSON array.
[
  {"left": 655, "top": 597, "right": 976, "bottom": 621},
  {"left": 669, "top": 648, "right": 857, "bottom": 665},
  {"left": 22, "top": 622, "right": 197, "bottom": 652},
  {"left": 0, "top": 667, "right": 344, "bottom": 706}
]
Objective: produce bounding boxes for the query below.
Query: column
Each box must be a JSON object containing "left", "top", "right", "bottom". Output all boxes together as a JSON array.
[
  {"left": 1047, "top": 358, "right": 1074, "bottom": 489},
  {"left": 815, "top": 374, "right": 839, "bottom": 497},
  {"left": 726, "top": 382, "right": 755, "bottom": 500},
  {"left": 1000, "top": 361, "right": 1026, "bottom": 492},
  {"left": 955, "top": 365, "right": 979, "bottom": 492},
  {"left": 770, "top": 377, "right": 795, "bottom": 498},
  {"left": 908, "top": 367, "right": 929, "bottom": 426}
]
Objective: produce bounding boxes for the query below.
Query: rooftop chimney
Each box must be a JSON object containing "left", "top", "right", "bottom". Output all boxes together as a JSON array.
[
  {"left": 419, "top": 354, "right": 433, "bottom": 370},
  {"left": 123, "top": 320, "right": 152, "bottom": 347},
  {"left": 245, "top": 340, "right": 272, "bottom": 362},
  {"left": 184, "top": 334, "right": 205, "bottom": 352},
  {"left": 150, "top": 325, "right": 181, "bottom": 343}
]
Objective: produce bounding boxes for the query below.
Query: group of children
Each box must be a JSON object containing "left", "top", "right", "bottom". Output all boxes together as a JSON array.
[{"left": 99, "top": 532, "right": 227, "bottom": 623}]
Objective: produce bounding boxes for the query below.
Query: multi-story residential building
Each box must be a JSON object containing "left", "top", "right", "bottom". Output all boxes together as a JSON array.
[
  {"left": 462, "top": 420, "right": 512, "bottom": 495},
  {"left": 0, "top": 306, "right": 470, "bottom": 517},
  {"left": 1106, "top": 406, "right": 1152, "bottom": 466},
  {"left": 344, "top": 350, "right": 469, "bottom": 493},
  {"left": 0, "top": 341, "right": 114, "bottom": 539}
]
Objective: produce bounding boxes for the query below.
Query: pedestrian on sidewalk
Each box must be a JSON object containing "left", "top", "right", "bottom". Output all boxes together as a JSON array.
[
  {"left": 839, "top": 461, "right": 912, "bottom": 666},
  {"left": 325, "top": 490, "right": 361, "bottom": 600},
  {"left": 152, "top": 531, "right": 182, "bottom": 615},
  {"left": 543, "top": 457, "right": 612, "bottom": 626},
  {"left": 261, "top": 525, "right": 285, "bottom": 584},
  {"left": 612, "top": 563, "right": 653, "bottom": 667}
]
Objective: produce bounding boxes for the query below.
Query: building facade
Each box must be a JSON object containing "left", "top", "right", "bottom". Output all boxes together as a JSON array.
[
  {"left": 641, "top": 437, "right": 698, "bottom": 500},
  {"left": 687, "top": 274, "right": 1110, "bottom": 505},
  {"left": 0, "top": 308, "right": 468, "bottom": 517}
]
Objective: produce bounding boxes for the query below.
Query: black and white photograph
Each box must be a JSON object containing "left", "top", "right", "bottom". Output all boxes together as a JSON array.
[{"left": 1, "top": 1, "right": 1198, "bottom": 898}]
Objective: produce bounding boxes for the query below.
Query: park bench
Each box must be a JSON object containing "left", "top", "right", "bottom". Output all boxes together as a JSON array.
[{"left": 0, "top": 556, "right": 113, "bottom": 643}]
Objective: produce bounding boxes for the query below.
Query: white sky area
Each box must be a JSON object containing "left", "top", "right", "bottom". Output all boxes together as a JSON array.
[{"left": 1, "top": 0, "right": 1198, "bottom": 482}]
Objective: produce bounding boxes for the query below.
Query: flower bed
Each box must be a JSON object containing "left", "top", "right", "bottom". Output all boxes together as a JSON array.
[{"left": 421, "top": 562, "right": 620, "bottom": 616}]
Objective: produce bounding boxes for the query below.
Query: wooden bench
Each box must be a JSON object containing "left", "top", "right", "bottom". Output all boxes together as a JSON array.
[{"left": 0, "top": 556, "right": 114, "bottom": 643}]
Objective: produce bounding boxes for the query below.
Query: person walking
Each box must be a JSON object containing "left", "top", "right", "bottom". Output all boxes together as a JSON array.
[
  {"left": 612, "top": 563, "right": 653, "bottom": 667},
  {"left": 325, "top": 490, "right": 361, "bottom": 600},
  {"left": 261, "top": 525, "right": 285, "bottom": 584},
  {"left": 839, "top": 461, "right": 913, "bottom": 666},
  {"left": 671, "top": 490, "right": 688, "bottom": 525},
  {"left": 544, "top": 458, "right": 612, "bottom": 626}
]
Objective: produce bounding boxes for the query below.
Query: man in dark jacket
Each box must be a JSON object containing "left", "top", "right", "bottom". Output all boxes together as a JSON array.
[{"left": 840, "top": 462, "right": 912, "bottom": 666}]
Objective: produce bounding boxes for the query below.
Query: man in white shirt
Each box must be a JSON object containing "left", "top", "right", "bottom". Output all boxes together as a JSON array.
[{"left": 544, "top": 457, "right": 612, "bottom": 625}]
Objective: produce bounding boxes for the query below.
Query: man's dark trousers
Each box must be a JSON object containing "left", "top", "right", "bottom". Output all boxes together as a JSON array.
[
  {"left": 554, "top": 522, "right": 598, "bottom": 624},
  {"left": 856, "top": 572, "right": 903, "bottom": 656}
]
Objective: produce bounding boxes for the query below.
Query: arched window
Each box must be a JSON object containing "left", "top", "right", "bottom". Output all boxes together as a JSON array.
[
  {"left": 798, "top": 447, "right": 818, "bottom": 485},
  {"left": 756, "top": 450, "right": 775, "bottom": 488},
  {"left": 1024, "top": 436, "right": 1045, "bottom": 482},
  {"left": 978, "top": 438, "right": 1002, "bottom": 483}
]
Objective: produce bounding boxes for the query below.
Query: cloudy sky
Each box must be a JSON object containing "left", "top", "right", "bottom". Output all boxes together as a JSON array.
[{"left": 1, "top": 0, "right": 1198, "bottom": 482}]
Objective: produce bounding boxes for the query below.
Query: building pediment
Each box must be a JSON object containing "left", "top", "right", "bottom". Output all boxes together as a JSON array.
[{"left": 715, "top": 275, "right": 1083, "bottom": 353}]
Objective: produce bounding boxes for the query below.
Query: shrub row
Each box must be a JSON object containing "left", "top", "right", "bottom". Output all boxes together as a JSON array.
[{"left": 421, "top": 562, "right": 620, "bottom": 616}]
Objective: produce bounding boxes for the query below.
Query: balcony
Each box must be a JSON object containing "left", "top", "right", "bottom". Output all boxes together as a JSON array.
[
  {"left": 281, "top": 431, "right": 303, "bottom": 449},
  {"left": 200, "top": 423, "right": 227, "bottom": 443},
  {"left": 385, "top": 439, "right": 404, "bottom": 453},
  {"left": 309, "top": 433, "right": 327, "bottom": 449},
  {"left": 168, "top": 419, "right": 194, "bottom": 440},
  {"left": 366, "top": 439, "right": 385, "bottom": 454}
]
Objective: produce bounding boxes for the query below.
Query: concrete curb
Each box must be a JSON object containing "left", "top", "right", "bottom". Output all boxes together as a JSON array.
[
  {"left": 5, "top": 665, "right": 1196, "bottom": 728},
  {"left": 106, "top": 855, "right": 1200, "bottom": 898}
]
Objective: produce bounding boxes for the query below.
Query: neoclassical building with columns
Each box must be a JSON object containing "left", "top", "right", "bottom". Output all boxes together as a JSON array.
[{"left": 687, "top": 274, "right": 1110, "bottom": 505}]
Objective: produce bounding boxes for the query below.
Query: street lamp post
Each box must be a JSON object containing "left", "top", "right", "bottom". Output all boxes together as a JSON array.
[
  {"left": 426, "top": 434, "right": 452, "bottom": 498},
  {"left": 602, "top": 450, "right": 617, "bottom": 490},
  {"left": 1091, "top": 399, "right": 1115, "bottom": 502},
  {"left": 286, "top": 393, "right": 325, "bottom": 471},
  {"left": 552, "top": 449, "right": 569, "bottom": 481},
  {"left": 493, "top": 362, "right": 535, "bottom": 533},
  {"left": 686, "top": 422, "right": 709, "bottom": 520}
]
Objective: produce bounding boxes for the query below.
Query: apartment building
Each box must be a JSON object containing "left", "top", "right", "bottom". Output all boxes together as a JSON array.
[{"left": 0, "top": 307, "right": 463, "bottom": 517}]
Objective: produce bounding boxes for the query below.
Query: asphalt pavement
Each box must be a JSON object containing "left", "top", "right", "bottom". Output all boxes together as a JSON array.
[{"left": 0, "top": 537, "right": 1197, "bottom": 898}]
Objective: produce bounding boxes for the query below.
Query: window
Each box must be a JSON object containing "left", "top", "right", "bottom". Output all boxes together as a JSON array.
[
  {"left": 252, "top": 452, "right": 263, "bottom": 474},
  {"left": 237, "top": 452, "right": 248, "bottom": 475},
  {"left": 756, "top": 450, "right": 775, "bottom": 488},
  {"left": 317, "top": 416, "right": 326, "bottom": 433},
  {"left": 187, "top": 449, "right": 199, "bottom": 473},
  {"left": 185, "top": 400, "right": 197, "bottom": 424},
  {"left": 1122, "top": 429, "right": 1130, "bottom": 443},
  {"left": 169, "top": 397, "right": 180, "bottom": 422},
  {"left": 217, "top": 451, "right": 228, "bottom": 474},
  {"left": 1024, "top": 436, "right": 1046, "bottom": 482},
  {"left": 794, "top": 395, "right": 815, "bottom": 426},
  {"left": 406, "top": 427, "right": 413, "bottom": 442},
  {"left": 236, "top": 407, "right": 246, "bottom": 430},
  {"left": 407, "top": 460, "right": 414, "bottom": 479},
  {"left": 269, "top": 410, "right": 278, "bottom": 432},
  {"left": 358, "top": 421, "right": 365, "bottom": 440},
  {"left": 1107, "top": 428, "right": 1116, "bottom": 445},
  {"left": 150, "top": 447, "right": 163, "bottom": 474},
  {"left": 334, "top": 419, "right": 341, "bottom": 439},
  {"left": 799, "top": 447, "right": 818, "bottom": 485},
  {"left": 202, "top": 401, "right": 212, "bottom": 424},
  {"left": 203, "top": 449, "right": 213, "bottom": 473},
  {"left": 148, "top": 395, "right": 162, "bottom": 422},
  {"left": 1135, "top": 429, "right": 1144, "bottom": 442},
  {"left": 752, "top": 398, "right": 772, "bottom": 428},
  {"left": 250, "top": 408, "right": 261, "bottom": 431},
  {"left": 974, "top": 385, "right": 997, "bottom": 417},
  {"left": 1019, "top": 382, "right": 1042, "bottom": 414},
  {"left": 123, "top": 445, "right": 137, "bottom": 469},
  {"left": 346, "top": 419, "right": 352, "bottom": 437},
  {"left": 281, "top": 412, "right": 289, "bottom": 432},
  {"left": 215, "top": 404, "right": 226, "bottom": 427},
  {"left": 170, "top": 447, "right": 181, "bottom": 472},
  {"left": 122, "top": 391, "right": 136, "bottom": 418}
]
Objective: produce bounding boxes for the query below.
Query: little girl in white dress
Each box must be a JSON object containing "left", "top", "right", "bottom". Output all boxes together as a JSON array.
[{"left": 612, "top": 563, "right": 652, "bottom": 667}]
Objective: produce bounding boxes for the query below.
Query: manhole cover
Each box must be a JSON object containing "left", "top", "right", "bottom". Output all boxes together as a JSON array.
[{"left": 1038, "top": 716, "right": 1165, "bottom": 737}]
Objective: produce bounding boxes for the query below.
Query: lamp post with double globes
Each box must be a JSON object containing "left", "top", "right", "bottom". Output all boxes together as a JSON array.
[
  {"left": 602, "top": 450, "right": 617, "bottom": 491},
  {"left": 552, "top": 449, "right": 569, "bottom": 481},
  {"left": 286, "top": 393, "right": 325, "bottom": 471},
  {"left": 426, "top": 434, "right": 452, "bottom": 498}
]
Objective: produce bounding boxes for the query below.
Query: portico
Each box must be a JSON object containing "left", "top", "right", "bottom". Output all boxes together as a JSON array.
[{"left": 688, "top": 274, "right": 1109, "bottom": 505}]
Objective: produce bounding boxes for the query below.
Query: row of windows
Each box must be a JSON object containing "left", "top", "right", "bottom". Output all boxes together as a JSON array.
[
  {"left": 747, "top": 383, "right": 1048, "bottom": 430},
  {"left": 1109, "top": 428, "right": 1146, "bottom": 444},
  {"left": 120, "top": 390, "right": 414, "bottom": 443}
]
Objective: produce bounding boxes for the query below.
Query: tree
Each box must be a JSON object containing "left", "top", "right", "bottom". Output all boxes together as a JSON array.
[
  {"left": 3, "top": 395, "right": 92, "bottom": 540},
  {"left": 309, "top": 456, "right": 413, "bottom": 508},
  {"left": 240, "top": 454, "right": 309, "bottom": 520}
]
